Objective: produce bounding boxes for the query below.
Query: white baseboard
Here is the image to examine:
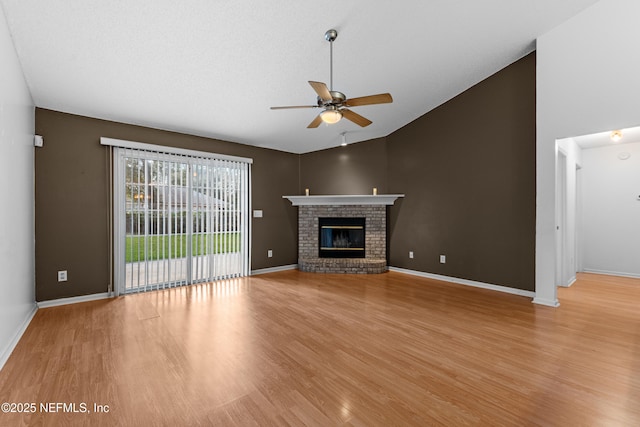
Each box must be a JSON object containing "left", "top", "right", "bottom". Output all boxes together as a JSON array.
[
  {"left": 37, "top": 292, "right": 112, "bottom": 309},
  {"left": 582, "top": 269, "right": 640, "bottom": 279},
  {"left": 0, "top": 303, "right": 38, "bottom": 372},
  {"left": 532, "top": 297, "right": 560, "bottom": 307},
  {"left": 558, "top": 276, "right": 577, "bottom": 288},
  {"left": 388, "top": 267, "right": 536, "bottom": 299},
  {"left": 251, "top": 264, "right": 298, "bottom": 275}
]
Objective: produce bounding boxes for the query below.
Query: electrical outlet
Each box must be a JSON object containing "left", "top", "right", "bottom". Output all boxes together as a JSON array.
[
  {"left": 267, "top": 250, "right": 273, "bottom": 258},
  {"left": 439, "top": 255, "right": 446, "bottom": 264},
  {"left": 409, "top": 251, "right": 414, "bottom": 259},
  {"left": 57, "top": 270, "right": 68, "bottom": 282}
]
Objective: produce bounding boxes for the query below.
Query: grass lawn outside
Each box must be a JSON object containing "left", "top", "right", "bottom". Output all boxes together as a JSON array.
[{"left": 125, "top": 232, "right": 240, "bottom": 263}]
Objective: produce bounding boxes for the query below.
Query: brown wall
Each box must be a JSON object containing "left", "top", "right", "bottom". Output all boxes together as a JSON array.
[
  {"left": 301, "top": 53, "right": 536, "bottom": 291},
  {"left": 299, "top": 137, "right": 388, "bottom": 195},
  {"left": 35, "top": 109, "right": 299, "bottom": 301},
  {"left": 387, "top": 53, "right": 536, "bottom": 290},
  {"left": 35, "top": 52, "right": 535, "bottom": 300}
]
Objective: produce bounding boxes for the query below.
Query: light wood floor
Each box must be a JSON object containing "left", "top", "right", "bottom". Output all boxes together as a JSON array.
[{"left": 1, "top": 271, "right": 639, "bottom": 426}]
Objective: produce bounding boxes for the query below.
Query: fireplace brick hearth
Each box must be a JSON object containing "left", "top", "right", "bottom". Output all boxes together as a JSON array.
[{"left": 299, "top": 257, "right": 387, "bottom": 274}]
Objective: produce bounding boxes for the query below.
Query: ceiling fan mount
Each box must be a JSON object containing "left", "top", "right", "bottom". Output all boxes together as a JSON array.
[
  {"left": 316, "top": 91, "right": 346, "bottom": 107},
  {"left": 324, "top": 29, "right": 338, "bottom": 43},
  {"left": 271, "top": 29, "right": 393, "bottom": 129}
]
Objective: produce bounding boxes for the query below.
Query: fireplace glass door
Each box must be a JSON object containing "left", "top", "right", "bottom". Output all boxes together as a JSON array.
[{"left": 319, "top": 217, "right": 365, "bottom": 258}]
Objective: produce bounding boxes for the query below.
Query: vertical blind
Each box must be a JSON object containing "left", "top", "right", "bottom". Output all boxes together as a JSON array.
[{"left": 103, "top": 138, "right": 251, "bottom": 295}]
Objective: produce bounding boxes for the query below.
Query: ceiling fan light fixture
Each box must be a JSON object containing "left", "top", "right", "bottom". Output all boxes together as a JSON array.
[{"left": 320, "top": 109, "right": 342, "bottom": 124}]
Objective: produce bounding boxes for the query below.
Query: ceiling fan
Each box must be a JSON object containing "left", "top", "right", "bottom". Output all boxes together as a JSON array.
[{"left": 270, "top": 29, "right": 393, "bottom": 128}]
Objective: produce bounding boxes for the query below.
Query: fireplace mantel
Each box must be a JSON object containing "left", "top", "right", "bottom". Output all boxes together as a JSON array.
[{"left": 283, "top": 194, "right": 404, "bottom": 206}]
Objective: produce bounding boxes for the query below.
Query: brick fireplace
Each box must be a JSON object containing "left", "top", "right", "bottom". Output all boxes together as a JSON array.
[{"left": 283, "top": 194, "right": 404, "bottom": 274}]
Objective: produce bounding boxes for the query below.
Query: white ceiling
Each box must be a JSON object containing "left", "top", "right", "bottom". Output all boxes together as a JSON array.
[
  {"left": 1, "top": 0, "right": 600, "bottom": 154},
  {"left": 571, "top": 126, "right": 640, "bottom": 150}
]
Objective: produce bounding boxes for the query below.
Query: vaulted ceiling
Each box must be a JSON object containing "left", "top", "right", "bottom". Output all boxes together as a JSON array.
[{"left": 1, "top": 0, "right": 600, "bottom": 153}]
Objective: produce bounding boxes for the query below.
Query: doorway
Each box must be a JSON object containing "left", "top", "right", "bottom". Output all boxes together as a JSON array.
[
  {"left": 555, "top": 140, "right": 581, "bottom": 289},
  {"left": 555, "top": 147, "right": 575, "bottom": 287},
  {"left": 555, "top": 126, "right": 640, "bottom": 298}
]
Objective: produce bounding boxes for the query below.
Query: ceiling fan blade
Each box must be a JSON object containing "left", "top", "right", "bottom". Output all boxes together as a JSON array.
[
  {"left": 344, "top": 93, "right": 393, "bottom": 107},
  {"left": 270, "top": 105, "right": 318, "bottom": 110},
  {"left": 307, "top": 114, "right": 324, "bottom": 128},
  {"left": 341, "top": 109, "right": 372, "bottom": 127},
  {"left": 309, "top": 81, "right": 332, "bottom": 102}
]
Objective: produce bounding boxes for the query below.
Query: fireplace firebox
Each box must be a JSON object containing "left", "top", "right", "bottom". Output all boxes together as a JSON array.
[{"left": 319, "top": 217, "right": 365, "bottom": 258}]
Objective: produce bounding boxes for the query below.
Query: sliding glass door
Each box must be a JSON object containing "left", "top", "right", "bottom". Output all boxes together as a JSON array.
[{"left": 111, "top": 144, "right": 250, "bottom": 294}]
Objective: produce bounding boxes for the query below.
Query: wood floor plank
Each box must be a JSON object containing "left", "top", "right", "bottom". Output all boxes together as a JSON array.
[{"left": 1, "top": 271, "right": 639, "bottom": 426}]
